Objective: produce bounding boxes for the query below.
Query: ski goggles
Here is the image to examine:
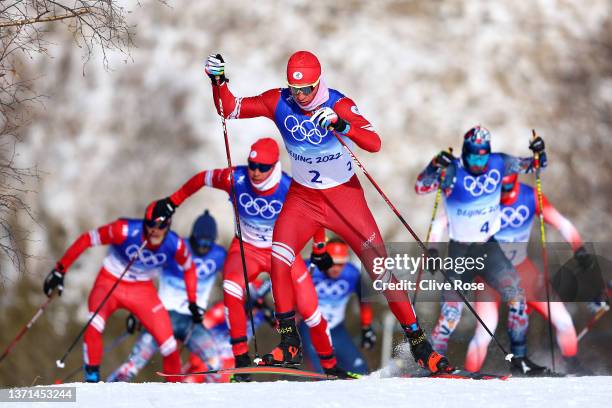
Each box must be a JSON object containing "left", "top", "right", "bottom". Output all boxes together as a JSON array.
[
  {"left": 144, "top": 218, "right": 170, "bottom": 229},
  {"left": 288, "top": 79, "right": 320, "bottom": 96},
  {"left": 465, "top": 153, "right": 490, "bottom": 169},
  {"left": 193, "top": 237, "right": 214, "bottom": 249},
  {"left": 248, "top": 161, "right": 274, "bottom": 172}
]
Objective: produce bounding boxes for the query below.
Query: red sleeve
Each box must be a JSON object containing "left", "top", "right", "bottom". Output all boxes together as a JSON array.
[
  {"left": 360, "top": 303, "right": 373, "bottom": 327},
  {"left": 537, "top": 193, "right": 583, "bottom": 251},
  {"left": 57, "top": 219, "right": 128, "bottom": 273},
  {"left": 333, "top": 97, "right": 381, "bottom": 153},
  {"left": 169, "top": 168, "right": 233, "bottom": 206},
  {"left": 174, "top": 238, "right": 197, "bottom": 303},
  {"left": 312, "top": 228, "right": 327, "bottom": 255},
  {"left": 211, "top": 83, "right": 280, "bottom": 120},
  {"left": 203, "top": 302, "right": 226, "bottom": 329}
]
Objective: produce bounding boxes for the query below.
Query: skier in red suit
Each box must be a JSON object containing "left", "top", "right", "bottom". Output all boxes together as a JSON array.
[
  {"left": 198, "top": 51, "right": 449, "bottom": 373},
  {"left": 43, "top": 203, "right": 199, "bottom": 382},
  {"left": 149, "top": 138, "right": 359, "bottom": 379}
]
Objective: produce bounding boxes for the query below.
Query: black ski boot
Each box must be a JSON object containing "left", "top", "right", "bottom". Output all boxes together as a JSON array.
[
  {"left": 510, "top": 356, "right": 551, "bottom": 377},
  {"left": 262, "top": 313, "right": 302, "bottom": 367},
  {"left": 230, "top": 353, "right": 253, "bottom": 383},
  {"left": 406, "top": 328, "right": 451, "bottom": 373}
]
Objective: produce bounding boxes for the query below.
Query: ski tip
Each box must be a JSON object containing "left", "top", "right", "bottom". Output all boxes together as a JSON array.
[
  {"left": 505, "top": 353, "right": 514, "bottom": 362},
  {"left": 56, "top": 360, "right": 65, "bottom": 368}
]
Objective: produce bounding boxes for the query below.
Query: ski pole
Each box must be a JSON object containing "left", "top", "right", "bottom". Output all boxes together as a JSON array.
[
  {"left": 412, "top": 148, "right": 452, "bottom": 304},
  {"left": 215, "top": 72, "right": 260, "bottom": 360},
  {"left": 532, "top": 129, "right": 556, "bottom": 372},
  {"left": 332, "top": 131, "right": 514, "bottom": 361},
  {"left": 0, "top": 293, "right": 57, "bottom": 364},
  {"left": 56, "top": 238, "right": 149, "bottom": 368},
  {"left": 55, "top": 330, "right": 131, "bottom": 383},
  {"left": 577, "top": 305, "right": 610, "bottom": 342}
]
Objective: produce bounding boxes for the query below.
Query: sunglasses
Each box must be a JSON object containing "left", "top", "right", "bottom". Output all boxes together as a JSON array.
[
  {"left": 502, "top": 183, "right": 515, "bottom": 192},
  {"left": 288, "top": 79, "right": 320, "bottom": 96},
  {"left": 144, "top": 218, "right": 170, "bottom": 229},
  {"left": 248, "top": 161, "right": 274, "bottom": 172}
]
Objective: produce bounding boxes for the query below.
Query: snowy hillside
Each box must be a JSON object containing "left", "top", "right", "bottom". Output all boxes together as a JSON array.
[{"left": 3, "top": 376, "right": 612, "bottom": 408}]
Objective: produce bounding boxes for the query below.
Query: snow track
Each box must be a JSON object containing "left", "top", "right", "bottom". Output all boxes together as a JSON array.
[{"left": 3, "top": 376, "right": 612, "bottom": 408}]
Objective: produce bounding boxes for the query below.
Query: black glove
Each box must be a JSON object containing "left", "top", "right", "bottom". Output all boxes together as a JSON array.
[
  {"left": 311, "top": 251, "right": 334, "bottom": 272},
  {"left": 432, "top": 151, "right": 454, "bottom": 169},
  {"left": 152, "top": 197, "right": 177, "bottom": 221},
  {"left": 43, "top": 265, "right": 65, "bottom": 297},
  {"left": 205, "top": 53, "right": 228, "bottom": 84},
  {"left": 529, "top": 136, "right": 545, "bottom": 154},
  {"left": 126, "top": 314, "right": 141, "bottom": 334},
  {"left": 574, "top": 246, "right": 595, "bottom": 270},
  {"left": 188, "top": 302, "right": 204, "bottom": 323},
  {"left": 425, "top": 248, "right": 442, "bottom": 275},
  {"left": 361, "top": 326, "right": 377, "bottom": 350}
]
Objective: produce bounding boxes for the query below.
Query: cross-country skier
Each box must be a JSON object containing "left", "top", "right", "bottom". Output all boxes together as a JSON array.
[
  {"left": 461, "top": 173, "right": 603, "bottom": 374},
  {"left": 303, "top": 237, "right": 374, "bottom": 375},
  {"left": 106, "top": 210, "right": 227, "bottom": 382},
  {"left": 199, "top": 51, "right": 449, "bottom": 373},
  {"left": 149, "top": 137, "right": 358, "bottom": 379},
  {"left": 415, "top": 125, "right": 548, "bottom": 375},
  {"left": 42, "top": 203, "right": 199, "bottom": 382}
]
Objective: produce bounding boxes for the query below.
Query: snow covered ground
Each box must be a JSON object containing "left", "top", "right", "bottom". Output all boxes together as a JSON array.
[{"left": 3, "top": 376, "right": 612, "bottom": 408}]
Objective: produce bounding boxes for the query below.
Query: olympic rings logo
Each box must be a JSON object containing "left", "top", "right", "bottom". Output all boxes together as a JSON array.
[
  {"left": 125, "top": 244, "right": 167, "bottom": 267},
  {"left": 316, "top": 280, "right": 350, "bottom": 297},
  {"left": 501, "top": 205, "right": 530, "bottom": 228},
  {"left": 239, "top": 193, "right": 283, "bottom": 219},
  {"left": 284, "top": 115, "right": 328, "bottom": 145},
  {"left": 194, "top": 258, "right": 217, "bottom": 278},
  {"left": 463, "top": 169, "right": 501, "bottom": 197}
]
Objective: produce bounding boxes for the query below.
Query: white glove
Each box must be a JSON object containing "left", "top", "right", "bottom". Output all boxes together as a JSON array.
[
  {"left": 311, "top": 107, "right": 339, "bottom": 129},
  {"left": 205, "top": 54, "right": 225, "bottom": 78}
]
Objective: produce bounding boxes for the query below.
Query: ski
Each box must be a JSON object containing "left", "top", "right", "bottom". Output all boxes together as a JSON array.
[
  {"left": 403, "top": 368, "right": 510, "bottom": 380},
  {"left": 157, "top": 366, "right": 337, "bottom": 380}
]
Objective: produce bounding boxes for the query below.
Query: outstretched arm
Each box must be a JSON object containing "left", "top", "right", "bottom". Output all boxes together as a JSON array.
[
  {"left": 169, "top": 168, "right": 233, "bottom": 207},
  {"left": 538, "top": 193, "right": 583, "bottom": 251},
  {"left": 212, "top": 83, "right": 280, "bottom": 120},
  {"left": 57, "top": 219, "right": 128, "bottom": 273}
]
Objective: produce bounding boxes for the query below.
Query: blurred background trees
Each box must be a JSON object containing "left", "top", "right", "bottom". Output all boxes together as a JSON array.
[{"left": 1, "top": 0, "right": 611, "bottom": 386}]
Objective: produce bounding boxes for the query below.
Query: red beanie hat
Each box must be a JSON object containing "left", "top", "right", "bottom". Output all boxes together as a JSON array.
[
  {"left": 287, "top": 51, "right": 321, "bottom": 86},
  {"left": 249, "top": 137, "right": 279, "bottom": 165}
]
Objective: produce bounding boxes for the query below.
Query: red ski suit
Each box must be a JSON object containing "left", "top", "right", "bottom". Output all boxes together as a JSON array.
[
  {"left": 209, "top": 82, "right": 418, "bottom": 328},
  {"left": 57, "top": 219, "right": 197, "bottom": 381}
]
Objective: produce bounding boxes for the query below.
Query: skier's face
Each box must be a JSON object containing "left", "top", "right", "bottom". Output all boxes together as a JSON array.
[
  {"left": 145, "top": 224, "right": 169, "bottom": 246},
  {"left": 291, "top": 83, "right": 319, "bottom": 106},
  {"left": 248, "top": 161, "right": 275, "bottom": 184},
  {"left": 325, "top": 263, "right": 344, "bottom": 279}
]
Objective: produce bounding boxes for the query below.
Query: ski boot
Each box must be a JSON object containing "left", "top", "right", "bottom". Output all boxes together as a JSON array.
[
  {"left": 406, "top": 328, "right": 451, "bottom": 373},
  {"left": 262, "top": 313, "right": 302, "bottom": 367},
  {"left": 84, "top": 365, "right": 100, "bottom": 383},
  {"left": 230, "top": 353, "right": 253, "bottom": 383},
  {"left": 510, "top": 356, "right": 551, "bottom": 377},
  {"left": 323, "top": 365, "right": 362, "bottom": 380}
]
